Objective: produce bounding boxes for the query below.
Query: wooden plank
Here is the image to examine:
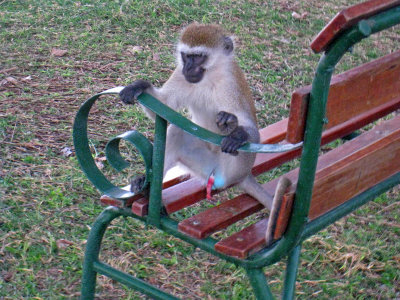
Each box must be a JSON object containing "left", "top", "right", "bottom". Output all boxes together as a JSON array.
[
  {"left": 308, "top": 122, "right": 400, "bottom": 220},
  {"left": 178, "top": 194, "right": 267, "bottom": 239},
  {"left": 214, "top": 219, "right": 269, "bottom": 259},
  {"left": 101, "top": 194, "right": 141, "bottom": 208},
  {"left": 213, "top": 194, "right": 297, "bottom": 259},
  {"left": 273, "top": 192, "right": 295, "bottom": 240},
  {"left": 131, "top": 198, "right": 150, "bottom": 216},
  {"left": 100, "top": 174, "right": 190, "bottom": 210},
  {"left": 258, "top": 118, "right": 287, "bottom": 144},
  {"left": 310, "top": 0, "right": 400, "bottom": 53},
  {"left": 287, "top": 51, "right": 400, "bottom": 143},
  {"left": 215, "top": 115, "right": 400, "bottom": 258},
  {"left": 163, "top": 174, "right": 191, "bottom": 189},
  {"left": 132, "top": 177, "right": 206, "bottom": 216},
  {"left": 100, "top": 185, "right": 140, "bottom": 208},
  {"left": 320, "top": 97, "right": 400, "bottom": 144}
]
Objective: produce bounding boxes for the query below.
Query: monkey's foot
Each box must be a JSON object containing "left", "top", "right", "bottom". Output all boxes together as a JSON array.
[
  {"left": 130, "top": 175, "right": 147, "bottom": 194},
  {"left": 216, "top": 111, "right": 238, "bottom": 135}
]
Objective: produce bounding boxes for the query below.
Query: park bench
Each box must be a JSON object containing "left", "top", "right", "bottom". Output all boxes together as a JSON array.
[{"left": 73, "top": 1, "right": 400, "bottom": 299}]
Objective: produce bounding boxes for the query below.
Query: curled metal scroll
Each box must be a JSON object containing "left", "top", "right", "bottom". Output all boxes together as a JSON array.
[{"left": 73, "top": 88, "right": 153, "bottom": 200}]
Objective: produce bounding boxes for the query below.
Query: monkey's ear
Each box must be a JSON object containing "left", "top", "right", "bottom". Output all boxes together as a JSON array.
[{"left": 223, "top": 36, "right": 234, "bottom": 54}]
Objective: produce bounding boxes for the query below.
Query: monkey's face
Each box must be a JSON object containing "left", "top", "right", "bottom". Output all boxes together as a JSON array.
[
  {"left": 177, "top": 24, "right": 235, "bottom": 84},
  {"left": 181, "top": 52, "right": 207, "bottom": 83}
]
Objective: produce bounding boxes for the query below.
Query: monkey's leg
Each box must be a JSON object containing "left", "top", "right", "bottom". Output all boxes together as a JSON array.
[
  {"left": 238, "top": 175, "right": 273, "bottom": 210},
  {"left": 164, "top": 125, "right": 218, "bottom": 181},
  {"left": 165, "top": 126, "right": 272, "bottom": 209}
]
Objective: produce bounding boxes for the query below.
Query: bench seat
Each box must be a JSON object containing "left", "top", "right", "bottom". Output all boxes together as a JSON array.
[{"left": 99, "top": 50, "right": 400, "bottom": 260}]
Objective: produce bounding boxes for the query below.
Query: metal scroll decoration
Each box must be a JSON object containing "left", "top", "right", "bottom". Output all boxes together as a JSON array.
[{"left": 73, "top": 87, "right": 153, "bottom": 200}]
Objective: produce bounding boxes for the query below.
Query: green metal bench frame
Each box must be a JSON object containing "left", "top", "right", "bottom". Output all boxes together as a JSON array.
[{"left": 73, "top": 4, "right": 400, "bottom": 299}]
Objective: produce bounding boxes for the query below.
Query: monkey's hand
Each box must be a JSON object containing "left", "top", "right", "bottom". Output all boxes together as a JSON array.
[
  {"left": 216, "top": 111, "right": 239, "bottom": 135},
  {"left": 221, "top": 126, "right": 249, "bottom": 156},
  {"left": 119, "top": 80, "right": 151, "bottom": 105}
]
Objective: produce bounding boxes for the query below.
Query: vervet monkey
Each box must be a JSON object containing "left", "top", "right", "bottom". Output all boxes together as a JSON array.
[{"left": 120, "top": 23, "right": 281, "bottom": 211}]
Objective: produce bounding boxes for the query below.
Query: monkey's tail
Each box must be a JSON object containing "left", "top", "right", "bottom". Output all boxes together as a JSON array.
[{"left": 265, "top": 177, "right": 292, "bottom": 245}]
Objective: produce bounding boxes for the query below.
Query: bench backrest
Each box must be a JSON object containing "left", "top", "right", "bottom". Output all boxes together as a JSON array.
[
  {"left": 310, "top": 0, "right": 400, "bottom": 53},
  {"left": 286, "top": 50, "right": 400, "bottom": 144}
]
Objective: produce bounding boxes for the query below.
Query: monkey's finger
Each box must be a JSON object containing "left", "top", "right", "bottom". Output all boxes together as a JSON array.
[
  {"left": 221, "top": 138, "right": 240, "bottom": 154},
  {"left": 225, "top": 113, "right": 238, "bottom": 126},
  {"left": 221, "top": 137, "right": 231, "bottom": 150},
  {"left": 216, "top": 111, "right": 237, "bottom": 126},
  {"left": 120, "top": 88, "right": 136, "bottom": 104},
  {"left": 223, "top": 142, "right": 240, "bottom": 156},
  {"left": 216, "top": 111, "right": 229, "bottom": 127}
]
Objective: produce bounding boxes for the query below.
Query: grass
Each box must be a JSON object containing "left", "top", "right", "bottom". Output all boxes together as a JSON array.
[{"left": 1, "top": 0, "right": 399, "bottom": 299}]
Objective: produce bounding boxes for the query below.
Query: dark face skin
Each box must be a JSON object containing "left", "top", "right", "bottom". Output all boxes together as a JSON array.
[{"left": 181, "top": 52, "right": 207, "bottom": 83}]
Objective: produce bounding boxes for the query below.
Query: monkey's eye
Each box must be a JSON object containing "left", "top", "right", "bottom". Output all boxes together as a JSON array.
[
  {"left": 191, "top": 54, "right": 207, "bottom": 64},
  {"left": 181, "top": 52, "right": 207, "bottom": 65}
]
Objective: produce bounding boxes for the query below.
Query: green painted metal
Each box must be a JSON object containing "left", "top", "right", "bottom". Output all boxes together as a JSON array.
[
  {"left": 281, "top": 244, "right": 302, "bottom": 300},
  {"left": 81, "top": 207, "right": 125, "bottom": 299},
  {"left": 75, "top": 5, "right": 400, "bottom": 300},
  {"left": 94, "top": 261, "right": 179, "bottom": 300},
  {"left": 73, "top": 89, "right": 153, "bottom": 202},
  {"left": 106, "top": 130, "right": 153, "bottom": 192},
  {"left": 80, "top": 206, "right": 177, "bottom": 300},
  {"left": 246, "top": 268, "right": 274, "bottom": 300},
  {"left": 147, "top": 115, "right": 167, "bottom": 227}
]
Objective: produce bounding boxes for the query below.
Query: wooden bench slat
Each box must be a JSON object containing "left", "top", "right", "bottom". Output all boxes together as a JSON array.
[
  {"left": 258, "top": 118, "right": 287, "bottom": 144},
  {"left": 287, "top": 50, "right": 400, "bottom": 143},
  {"left": 215, "top": 115, "right": 400, "bottom": 258},
  {"left": 214, "top": 218, "right": 269, "bottom": 259},
  {"left": 100, "top": 174, "right": 191, "bottom": 209},
  {"left": 310, "top": 0, "right": 400, "bottom": 53},
  {"left": 178, "top": 194, "right": 267, "bottom": 239},
  {"left": 213, "top": 193, "right": 296, "bottom": 259},
  {"left": 308, "top": 119, "right": 400, "bottom": 220}
]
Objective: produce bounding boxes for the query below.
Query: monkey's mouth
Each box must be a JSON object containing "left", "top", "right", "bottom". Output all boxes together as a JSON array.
[
  {"left": 184, "top": 68, "right": 205, "bottom": 83},
  {"left": 183, "top": 67, "right": 205, "bottom": 83}
]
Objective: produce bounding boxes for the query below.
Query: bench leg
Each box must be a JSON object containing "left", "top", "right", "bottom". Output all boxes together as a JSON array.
[
  {"left": 246, "top": 267, "right": 274, "bottom": 300},
  {"left": 282, "top": 244, "right": 302, "bottom": 300},
  {"left": 81, "top": 207, "right": 123, "bottom": 300}
]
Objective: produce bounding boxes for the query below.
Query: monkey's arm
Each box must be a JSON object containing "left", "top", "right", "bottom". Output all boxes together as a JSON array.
[{"left": 120, "top": 73, "right": 185, "bottom": 121}]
